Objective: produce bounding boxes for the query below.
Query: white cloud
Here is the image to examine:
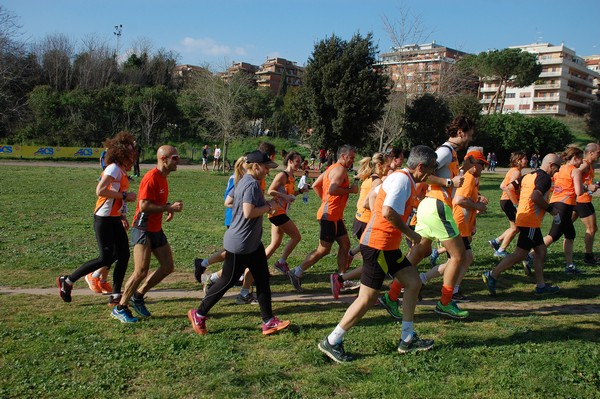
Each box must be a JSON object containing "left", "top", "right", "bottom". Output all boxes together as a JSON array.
[{"left": 180, "top": 37, "right": 247, "bottom": 57}]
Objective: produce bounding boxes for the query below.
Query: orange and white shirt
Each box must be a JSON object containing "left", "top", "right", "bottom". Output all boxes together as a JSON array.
[
  {"left": 426, "top": 143, "right": 460, "bottom": 206},
  {"left": 94, "top": 163, "right": 129, "bottom": 217},
  {"left": 550, "top": 164, "right": 577, "bottom": 206},
  {"left": 360, "top": 169, "right": 416, "bottom": 251},
  {"left": 577, "top": 159, "right": 594, "bottom": 204},
  {"left": 317, "top": 163, "right": 350, "bottom": 222},
  {"left": 355, "top": 175, "right": 378, "bottom": 223},
  {"left": 132, "top": 168, "right": 169, "bottom": 232},
  {"left": 515, "top": 170, "right": 553, "bottom": 228},
  {"left": 269, "top": 171, "right": 295, "bottom": 218},
  {"left": 452, "top": 171, "right": 479, "bottom": 238}
]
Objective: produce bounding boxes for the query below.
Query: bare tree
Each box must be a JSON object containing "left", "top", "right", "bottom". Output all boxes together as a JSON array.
[
  {"left": 0, "top": 6, "right": 25, "bottom": 128},
  {"left": 73, "top": 34, "right": 117, "bottom": 90},
  {"left": 138, "top": 94, "right": 163, "bottom": 146},
  {"left": 35, "top": 33, "right": 75, "bottom": 91}
]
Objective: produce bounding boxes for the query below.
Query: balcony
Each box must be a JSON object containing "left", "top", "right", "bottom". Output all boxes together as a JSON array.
[
  {"left": 534, "top": 83, "right": 561, "bottom": 90},
  {"left": 532, "top": 96, "right": 560, "bottom": 102}
]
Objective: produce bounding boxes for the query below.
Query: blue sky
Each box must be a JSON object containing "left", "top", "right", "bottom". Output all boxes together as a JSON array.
[{"left": 4, "top": 0, "right": 599, "bottom": 69}]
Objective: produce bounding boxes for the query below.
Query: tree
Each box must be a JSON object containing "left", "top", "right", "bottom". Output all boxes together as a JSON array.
[
  {"left": 298, "top": 32, "right": 389, "bottom": 150},
  {"left": 586, "top": 101, "right": 600, "bottom": 142},
  {"left": 35, "top": 33, "right": 75, "bottom": 91},
  {"left": 447, "top": 93, "right": 482, "bottom": 124},
  {"left": 72, "top": 35, "right": 117, "bottom": 90},
  {"left": 403, "top": 93, "right": 452, "bottom": 149},
  {"left": 460, "top": 49, "right": 542, "bottom": 114}
]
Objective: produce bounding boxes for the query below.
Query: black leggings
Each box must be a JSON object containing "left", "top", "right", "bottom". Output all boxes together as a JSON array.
[
  {"left": 198, "top": 243, "right": 273, "bottom": 323},
  {"left": 68, "top": 215, "right": 130, "bottom": 293}
]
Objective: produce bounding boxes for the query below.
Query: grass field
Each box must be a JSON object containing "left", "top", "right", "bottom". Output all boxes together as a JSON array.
[{"left": 0, "top": 163, "right": 599, "bottom": 398}]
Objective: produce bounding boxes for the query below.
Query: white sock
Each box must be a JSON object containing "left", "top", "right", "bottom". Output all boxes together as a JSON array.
[
  {"left": 453, "top": 285, "right": 460, "bottom": 294},
  {"left": 401, "top": 321, "right": 414, "bottom": 341},
  {"left": 92, "top": 270, "right": 102, "bottom": 278},
  {"left": 65, "top": 277, "right": 74, "bottom": 285},
  {"left": 419, "top": 272, "right": 428, "bottom": 285},
  {"left": 209, "top": 272, "right": 219, "bottom": 283},
  {"left": 294, "top": 266, "right": 304, "bottom": 278},
  {"left": 239, "top": 288, "right": 250, "bottom": 297},
  {"left": 327, "top": 325, "right": 346, "bottom": 345},
  {"left": 498, "top": 248, "right": 505, "bottom": 253},
  {"left": 201, "top": 259, "right": 209, "bottom": 267}
]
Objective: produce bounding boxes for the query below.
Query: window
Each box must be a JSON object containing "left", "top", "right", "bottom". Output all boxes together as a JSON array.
[
  {"left": 505, "top": 93, "right": 516, "bottom": 99},
  {"left": 520, "top": 92, "right": 531, "bottom": 98},
  {"left": 519, "top": 104, "right": 531, "bottom": 110}
]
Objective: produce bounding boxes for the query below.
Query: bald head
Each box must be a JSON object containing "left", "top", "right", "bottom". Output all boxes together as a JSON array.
[
  {"left": 540, "top": 153, "right": 562, "bottom": 176},
  {"left": 157, "top": 145, "right": 176, "bottom": 158}
]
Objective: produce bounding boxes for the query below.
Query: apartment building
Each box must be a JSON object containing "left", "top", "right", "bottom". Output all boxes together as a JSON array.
[
  {"left": 583, "top": 55, "right": 600, "bottom": 97},
  {"left": 480, "top": 43, "right": 599, "bottom": 116},
  {"left": 255, "top": 57, "right": 304, "bottom": 95},
  {"left": 218, "top": 62, "right": 260, "bottom": 86},
  {"left": 376, "top": 41, "right": 470, "bottom": 96}
]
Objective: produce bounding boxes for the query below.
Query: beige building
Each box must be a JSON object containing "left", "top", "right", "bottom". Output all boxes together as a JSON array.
[
  {"left": 583, "top": 55, "right": 600, "bottom": 97},
  {"left": 218, "top": 62, "right": 260, "bottom": 85},
  {"left": 480, "top": 43, "right": 599, "bottom": 116},
  {"left": 376, "top": 41, "right": 470, "bottom": 96},
  {"left": 256, "top": 57, "right": 304, "bottom": 95}
]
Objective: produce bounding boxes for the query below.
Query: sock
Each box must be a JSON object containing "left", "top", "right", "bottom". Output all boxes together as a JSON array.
[
  {"left": 209, "top": 272, "right": 219, "bottom": 283},
  {"left": 401, "top": 321, "right": 414, "bottom": 341},
  {"left": 239, "top": 288, "right": 250, "bottom": 297},
  {"left": 497, "top": 248, "right": 506, "bottom": 253},
  {"left": 201, "top": 259, "right": 209, "bottom": 267},
  {"left": 278, "top": 257, "right": 286, "bottom": 264},
  {"left": 294, "top": 266, "right": 304, "bottom": 278},
  {"left": 65, "top": 277, "right": 74, "bottom": 285},
  {"left": 453, "top": 285, "right": 460, "bottom": 294},
  {"left": 419, "top": 272, "right": 428, "bottom": 285},
  {"left": 388, "top": 280, "right": 403, "bottom": 302},
  {"left": 327, "top": 325, "right": 346, "bottom": 345},
  {"left": 92, "top": 270, "right": 102, "bottom": 278},
  {"left": 440, "top": 285, "right": 453, "bottom": 305},
  {"left": 133, "top": 291, "right": 143, "bottom": 300}
]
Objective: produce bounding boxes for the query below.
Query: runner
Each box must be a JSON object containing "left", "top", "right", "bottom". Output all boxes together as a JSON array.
[
  {"left": 573, "top": 143, "right": 600, "bottom": 265},
  {"left": 489, "top": 151, "right": 528, "bottom": 257},
  {"left": 57, "top": 131, "right": 138, "bottom": 308},
  {"left": 111, "top": 145, "right": 184, "bottom": 322},
  {"left": 288, "top": 145, "right": 358, "bottom": 292},
  {"left": 188, "top": 150, "right": 290, "bottom": 335},
  {"left": 483, "top": 153, "right": 562, "bottom": 296},
  {"left": 318, "top": 145, "right": 437, "bottom": 362}
]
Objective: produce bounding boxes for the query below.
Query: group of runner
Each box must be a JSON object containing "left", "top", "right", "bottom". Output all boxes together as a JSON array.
[{"left": 56, "top": 117, "right": 598, "bottom": 362}]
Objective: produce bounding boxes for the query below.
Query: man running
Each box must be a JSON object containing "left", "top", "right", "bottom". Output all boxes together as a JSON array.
[
  {"left": 112, "top": 145, "right": 184, "bottom": 323},
  {"left": 573, "top": 143, "right": 600, "bottom": 265},
  {"left": 288, "top": 145, "right": 358, "bottom": 292}
]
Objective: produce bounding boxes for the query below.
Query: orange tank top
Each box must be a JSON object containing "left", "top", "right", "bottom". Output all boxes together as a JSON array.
[
  {"left": 269, "top": 171, "right": 296, "bottom": 218},
  {"left": 500, "top": 167, "right": 521, "bottom": 202},
  {"left": 452, "top": 171, "right": 479, "bottom": 237},
  {"left": 550, "top": 164, "right": 577, "bottom": 205},
  {"left": 577, "top": 159, "right": 594, "bottom": 204},
  {"left": 516, "top": 171, "right": 551, "bottom": 228},
  {"left": 317, "top": 163, "right": 350, "bottom": 222},
  {"left": 355, "top": 175, "right": 377, "bottom": 223}
]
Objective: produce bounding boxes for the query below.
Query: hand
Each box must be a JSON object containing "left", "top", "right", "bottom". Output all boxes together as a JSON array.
[
  {"left": 452, "top": 175, "right": 464, "bottom": 188},
  {"left": 125, "top": 192, "right": 137, "bottom": 202},
  {"left": 350, "top": 183, "right": 359, "bottom": 194},
  {"left": 589, "top": 183, "right": 598, "bottom": 193},
  {"left": 169, "top": 201, "right": 184, "bottom": 213},
  {"left": 477, "top": 202, "right": 487, "bottom": 213},
  {"left": 410, "top": 232, "right": 422, "bottom": 246}
]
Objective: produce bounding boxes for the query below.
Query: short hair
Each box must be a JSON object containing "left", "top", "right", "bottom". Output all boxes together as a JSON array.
[
  {"left": 446, "top": 115, "right": 475, "bottom": 138},
  {"left": 407, "top": 145, "right": 437, "bottom": 169},
  {"left": 585, "top": 143, "right": 599, "bottom": 154},
  {"left": 258, "top": 142, "right": 276, "bottom": 156},
  {"left": 337, "top": 144, "right": 356, "bottom": 159},
  {"left": 509, "top": 151, "right": 527, "bottom": 167}
]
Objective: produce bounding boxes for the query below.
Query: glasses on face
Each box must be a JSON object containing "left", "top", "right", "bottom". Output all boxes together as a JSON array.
[
  {"left": 164, "top": 154, "right": 180, "bottom": 161},
  {"left": 550, "top": 162, "right": 560, "bottom": 169}
]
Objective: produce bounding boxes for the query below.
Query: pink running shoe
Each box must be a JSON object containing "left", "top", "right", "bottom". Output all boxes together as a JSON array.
[
  {"left": 330, "top": 273, "right": 342, "bottom": 300},
  {"left": 262, "top": 316, "right": 291, "bottom": 335}
]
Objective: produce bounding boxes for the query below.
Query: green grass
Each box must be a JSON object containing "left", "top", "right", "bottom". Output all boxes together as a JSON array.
[{"left": 0, "top": 164, "right": 599, "bottom": 398}]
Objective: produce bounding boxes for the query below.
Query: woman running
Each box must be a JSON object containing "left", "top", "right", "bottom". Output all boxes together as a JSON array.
[{"left": 57, "top": 131, "right": 138, "bottom": 308}]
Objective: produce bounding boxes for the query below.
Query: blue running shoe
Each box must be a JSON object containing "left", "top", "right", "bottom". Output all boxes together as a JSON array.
[
  {"left": 130, "top": 295, "right": 151, "bottom": 317},
  {"left": 488, "top": 239, "right": 500, "bottom": 251},
  {"left": 535, "top": 284, "right": 560, "bottom": 295},
  {"left": 482, "top": 270, "right": 497, "bottom": 296},
  {"left": 111, "top": 306, "right": 139, "bottom": 323},
  {"left": 429, "top": 248, "right": 440, "bottom": 267},
  {"left": 493, "top": 250, "right": 509, "bottom": 258}
]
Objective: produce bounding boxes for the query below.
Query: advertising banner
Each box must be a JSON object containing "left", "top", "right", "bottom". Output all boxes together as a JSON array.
[{"left": 0, "top": 145, "right": 103, "bottom": 159}]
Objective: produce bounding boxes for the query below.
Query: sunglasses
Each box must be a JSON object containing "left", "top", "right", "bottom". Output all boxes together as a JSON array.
[{"left": 163, "top": 154, "right": 180, "bottom": 160}]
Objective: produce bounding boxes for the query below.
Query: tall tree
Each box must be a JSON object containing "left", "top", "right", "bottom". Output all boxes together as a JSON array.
[
  {"left": 586, "top": 101, "right": 600, "bottom": 142},
  {"left": 403, "top": 93, "right": 452, "bottom": 149},
  {"left": 298, "top": 32, "right": 389, "bottom": 149}
]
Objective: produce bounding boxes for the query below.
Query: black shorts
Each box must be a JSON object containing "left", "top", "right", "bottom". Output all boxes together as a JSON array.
[
  {"left": 319, "top": 157, "right": 327, "bottom": 163},
  {"left": 269, "top": 213, "right": 290, "bottom": 226},
  {"left": 319, "top": 219, "right": 347, "bottom": 243},
  {"left": 500, "top": 199, "right": 517, "bottom": 222},
  {"left": 130, "top": 228, "right": 168, "bottom": 249},
  {"left": 359, "top": 244, "right": 412, "bottom": 290},
  {"left": 352, "top": 218, "right": 367, "bottom": 240},
  {"left": 516, "top": 226, "right": 544, "bottom": 251},
  {"left": 575, "top": 202, "right": 595, "bottom": 219},
  {"left": 462, "top": 236, "right": 471, "bottom": 251},
  {"left": 547, "top": 203, "right": 576, "bottom": 241}
]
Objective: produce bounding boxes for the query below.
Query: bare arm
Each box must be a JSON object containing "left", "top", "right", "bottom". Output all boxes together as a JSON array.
[
  {"left": 242, "top": 200, "right": 276, "bottom": 219},
  {"left": 96, "top": 174, "right": 137, "bottom": 202},
  {"left": 382, "top": 205, "right": 421, "bottom": 244},
  {"left": 454, "top": 195, "right": 487, "bottom": 212},
  {"left": 531, "top": 190, "right": 558, "bottom": 216},
  {"left": 571, "top": 167, "right": 584, "bottom": 196},
  {"left": 312, "top": 172, "right": 325, "bottom": 199},
  {"left": 328, "top": 165, "right": 358, "bottom": 195}
]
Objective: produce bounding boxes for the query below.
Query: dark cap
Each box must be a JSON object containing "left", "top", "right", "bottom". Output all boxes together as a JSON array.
[{"left": 245, "top": 150, "right": 278, "bottom": 169}]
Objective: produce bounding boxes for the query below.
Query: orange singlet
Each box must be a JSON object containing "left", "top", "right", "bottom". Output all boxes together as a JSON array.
[{"left": 316, "top": 163, "right": 350, "bottom": 222}]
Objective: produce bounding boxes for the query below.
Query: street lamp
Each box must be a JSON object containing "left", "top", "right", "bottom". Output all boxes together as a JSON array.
[{"left": 114, "top": 24, "right": 122, "bottom": 57}]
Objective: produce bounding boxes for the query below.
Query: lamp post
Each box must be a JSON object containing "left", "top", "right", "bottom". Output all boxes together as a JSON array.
[{"left": 113, "top": 24, "right": 122, "bottom": 57}]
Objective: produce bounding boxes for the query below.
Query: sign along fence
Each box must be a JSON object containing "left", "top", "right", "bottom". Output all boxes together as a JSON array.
[{"left": 0, "top": 145, "right": 103, "bottom": 159}]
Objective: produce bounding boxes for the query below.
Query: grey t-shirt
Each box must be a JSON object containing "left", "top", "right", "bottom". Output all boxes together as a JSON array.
[{"left": 223, "top": 173, "right": 266, "bottom": 254}]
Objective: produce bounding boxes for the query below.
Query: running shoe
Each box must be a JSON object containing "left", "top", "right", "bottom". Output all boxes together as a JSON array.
[
  {"left": 130, "top": 295, "right": 151, "bottom": 317},
  {"left": 482, "top": 270, "right": 497, "bottom": 296},
  {"left": 188, "top": 309, "right": 207, "bottom": 335},
  {"left": 201, "top": 274, "right": 214, "bottom": 295},
  {"left": 318, "top": 338, "right": 354, "bottom": 363},
  {"left": 330, "top": 273, "right": 342, "bottom": 300},
  {"left": 98, "top": 280, "right": 112, "bottom": 294},
  {"left": 262, "top": 316, "right": 290, "bottom": 335},
  {"left": 235, "top": 292, "right": 258, "bottom": 305},
  {"left": 57, "top": 276, "right": 72, "bottom": 303},
  {"left": 107, "top": 295, "right": 120, "bottom": 307},
  {"left": 434, "top": 300, "right": 469, "bottom": 319},
  {"left": 565, "top": 264, "right": 583, "bottom": 274},
  {"left": 193, "top": 258, "right": 206, "bottom": 284},
  {"left": 429, "top": 248, "right": 439, "bottom": 267},
  {"left": 451, "top": 291, "right": 470, "bottom": 302},
  {"left": 111, "top": 306, "right": 138, "bottom": 323},
  {"left": 84, "top": 273, "right": 102, "bottom": 293},
  {"left": 378, "top": 293, "right": 402, "bottom": 320},
  {"left": 493, "top": 250, "right": 509, "bottom": 258},
  {"left": 287, "top": 270, "right": 303, "bottom": 292},
  {"left": 344, "top": 251, "right": 354, "bottom": 272},
  {"left": 535, "top": 284, "right": 560, "bottom": 295},
  {"left": 342, "top": 280, "right": 360, "bottom": 290},
  {"left": 274, "top": 259, "right": 290, "bottom": 274},
  {"left": 488, "top": 239, "right": 500, "bottom": 251},
  {"left": 583, "top": 256, "right": 600, "bottom": 265},
  {"left": 398, "top": 332, "right": 434, "bottom": 354},
  {"left": 522, "top": 253, "right": 533, "bottom": 276}
]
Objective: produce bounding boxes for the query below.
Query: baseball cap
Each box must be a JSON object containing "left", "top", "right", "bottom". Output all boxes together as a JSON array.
[
  {"left": 245, "top": 150, "right": 278, "bottom": 169},
  {"left": 465, "top": 149, "right": 489, "bottom": 165}
]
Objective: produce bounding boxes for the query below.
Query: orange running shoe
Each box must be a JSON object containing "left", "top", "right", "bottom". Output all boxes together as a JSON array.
[
  {"left": 84, "top": 273, "right": 102, "bottom": 293},
  {"left": 98, "top": 280, "right": 113, "bottom": 294}
]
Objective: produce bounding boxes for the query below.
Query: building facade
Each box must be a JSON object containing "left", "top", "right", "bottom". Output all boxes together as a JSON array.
[
  {"left": 583, "top": 55, "right": 600, "bottom": 97},
  {"left": 480, "top": 43, "right": 599, "bottom": 116},
  {"left": 255, "top": 57, "right": 304, "bottom": 95},
  {"left": 218, "top": 62, "right": 260, "bottom": 86},
  {"left": 376, "top": 41, "right": 470, "bottom": 96}
]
